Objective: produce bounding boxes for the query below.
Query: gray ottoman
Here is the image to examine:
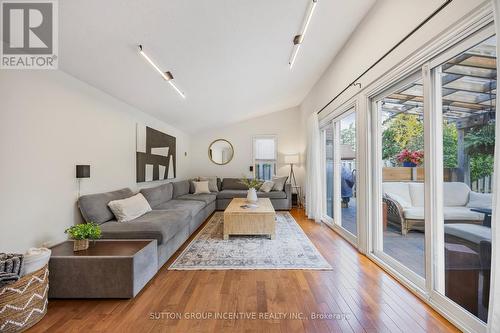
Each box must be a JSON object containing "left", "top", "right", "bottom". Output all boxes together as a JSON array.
[{"left": 49, "top": 240, "right": 157, "bottom": 298}]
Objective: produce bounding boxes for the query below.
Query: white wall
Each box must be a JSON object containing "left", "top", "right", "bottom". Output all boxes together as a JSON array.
[
  {"left": 188, "top": 107, "right": 304, "bottom": 188},
  {"left": 300, "top": 0, "right": 487, "bottom": 117},
  {"left": 0, "top": 70, "right": 191, "bottom": 253},
  {"left": 298, "top": 0, "right": 488, "bottom": 197}
]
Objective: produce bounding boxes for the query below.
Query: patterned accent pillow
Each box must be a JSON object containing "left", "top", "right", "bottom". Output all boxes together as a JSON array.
[
  {"left": 259, "top": 181, "right": 274, "bottom": 193},
  {"left": 271, "top": 176, "right": 288, "bottom": 191}
]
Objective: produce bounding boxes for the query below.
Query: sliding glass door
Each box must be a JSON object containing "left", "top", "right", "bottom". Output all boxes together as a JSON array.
[
  {"left": 323, "top": 125, "right": 334, "bottom": 220},
  {"left": 431, "top": 34, "right": 496, "bottom": 325},
  {"left": 339, "top": 112, "right": 357, "bottom": 235},
  {"left": 372, "top": 72, "right": 426, "bottom": 286},
  {"left": 368, "top": 25, "right": 497, "bottom": 331},
  {"left": 322, "top": 110, "right": 358, "bottom": 241}
]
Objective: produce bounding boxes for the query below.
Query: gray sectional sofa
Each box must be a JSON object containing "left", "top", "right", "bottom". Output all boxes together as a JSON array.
[{"left": 78, "top": 178, "right": 291, "bottom": 269}]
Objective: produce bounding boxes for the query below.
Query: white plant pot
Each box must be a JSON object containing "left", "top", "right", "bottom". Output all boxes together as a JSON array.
[{"left": 246, "top": 188, "right": 258, "bottom": 204}]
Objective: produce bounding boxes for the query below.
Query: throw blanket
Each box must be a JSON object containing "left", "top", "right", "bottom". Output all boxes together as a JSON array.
[
  {"left": 22, "top": 248, "right": 51, "bottom": 276},
  {"left": 0, "top": 253, "right": 24, "bottom": 286}
]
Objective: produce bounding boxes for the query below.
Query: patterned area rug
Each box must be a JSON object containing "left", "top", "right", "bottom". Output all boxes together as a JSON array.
[{"left": 169, "top": 212, "right": 332, "bottom": 270}]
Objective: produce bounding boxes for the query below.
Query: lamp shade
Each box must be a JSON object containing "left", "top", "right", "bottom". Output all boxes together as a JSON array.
[
  {"left": 284, "top": 154, "right": 299, "bottom": 164},
  {"left": 76, "top": 165, "right": 90, "bottom": 178}
]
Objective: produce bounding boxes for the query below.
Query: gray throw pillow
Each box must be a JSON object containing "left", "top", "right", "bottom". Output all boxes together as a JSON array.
[{"left": 272, "top": 176, "right": 288, "bottom": 191}]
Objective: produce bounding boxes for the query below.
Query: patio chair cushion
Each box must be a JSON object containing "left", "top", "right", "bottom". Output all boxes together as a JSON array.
[
  {"left": 403, "top": 207, "right": 424, "bottom": 220},
  {"left": 409, "top": 183, "right": 425, "bottom": 207},
  {"left": 383, "top": 183, "right": 412, "bottom": 207},
  {"left": 443, "top": 182, "right": 471, "bottom": 207},
  {"left": 444, "top": 224, "right": 491, "bottom": 245},
  {"left": 403, "top": 207, "right": 484, "bottom": 221},
  {"left": 467, "top": 191, "right": 493, "bottom": 210},
  {"left": 386, "top": 193, "right": 411, "bottom": 208},
  {"left": 444, "top": 207, "right": 484, "bottom": 221}
]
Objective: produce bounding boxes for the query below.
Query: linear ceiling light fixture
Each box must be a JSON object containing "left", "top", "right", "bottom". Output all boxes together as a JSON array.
[
  {"left": 289, "top": 0, "right": 318, "bottom": 68},
  {"left": 138, "top": 45, "right": 186, "bottom": 98}
]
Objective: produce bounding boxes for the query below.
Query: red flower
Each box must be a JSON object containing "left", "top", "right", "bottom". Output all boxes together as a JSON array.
[{"left": 397, "top": 149, "right": 424, "bottom": 165}]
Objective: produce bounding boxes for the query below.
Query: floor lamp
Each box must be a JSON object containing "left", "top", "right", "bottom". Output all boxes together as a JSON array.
[{"left": 284, "top": 154, "right": 301, "bottom": 207}]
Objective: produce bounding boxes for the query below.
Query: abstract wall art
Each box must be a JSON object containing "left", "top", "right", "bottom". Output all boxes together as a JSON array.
[{"left": 136, "top": 124, "right": 176, "bottom": 182}]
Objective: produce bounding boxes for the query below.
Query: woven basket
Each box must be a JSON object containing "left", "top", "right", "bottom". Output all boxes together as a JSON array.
[
  {"left": 73, "top": 239, "right": 89, "bottom": 251},
  {"left": 0, "top": 265, "right": 48, "bottom": 333}
]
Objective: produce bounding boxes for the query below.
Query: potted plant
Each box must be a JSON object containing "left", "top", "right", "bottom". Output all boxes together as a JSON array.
[
  {"left": 240, "top": 177, "right": 263, "bottom": 204},
  {"left": 65, "top": 223, "right": 102, "bottom": 251},
  {"left": 397, "top": 149, "right": 424, "bottom": 167}
]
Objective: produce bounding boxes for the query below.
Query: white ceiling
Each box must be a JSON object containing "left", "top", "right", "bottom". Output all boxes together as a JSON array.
[{"left": 59, "top": 0, "right": 375, "bottom": 132}]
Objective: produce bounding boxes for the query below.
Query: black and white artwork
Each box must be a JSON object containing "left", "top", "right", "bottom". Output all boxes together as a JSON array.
[{"left": 136, "top": 124, "right": 176, "bottom": 182}]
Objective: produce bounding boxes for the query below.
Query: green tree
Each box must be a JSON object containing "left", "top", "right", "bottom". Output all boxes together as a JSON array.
[
  {"left": 340, "top": 123, "right": 356, "bottom": 148},
  {"left": 382, "top": 114, "right": 458, "bottom": 167},
  {"left": 382, "top": 114, "right": 424, "bottom": 164},
  {"left": 443, "top": 122, "right": 458, "bottom": 168},
  {"left": 465, "top": 123, "right": 496, "bottom": 182},
  {"left": 470, "top": 154, "right": 494, "bottom": 182}
]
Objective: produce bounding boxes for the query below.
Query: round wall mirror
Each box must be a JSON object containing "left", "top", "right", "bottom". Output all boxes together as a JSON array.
[{"left": 208, "top": 139, "right": 234, "bottom": 165}]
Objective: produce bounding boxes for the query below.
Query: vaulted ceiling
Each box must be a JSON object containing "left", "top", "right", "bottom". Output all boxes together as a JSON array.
[{"left": 59, "top": 0, "right": 375, "bottom": 132}]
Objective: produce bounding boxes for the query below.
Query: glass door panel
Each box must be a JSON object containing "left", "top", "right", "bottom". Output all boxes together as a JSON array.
[
  {"left": 374, "top": 72, "right": 426, "bottom": 280},
  {"left": 324, "top": 125, "right": 334, "bottom": 220},
  {"left": 339, "top": 112, "right": 357, "bottom": 235},
  {"left": 434, "top": 35, "right": 496, "bottom": 323}
]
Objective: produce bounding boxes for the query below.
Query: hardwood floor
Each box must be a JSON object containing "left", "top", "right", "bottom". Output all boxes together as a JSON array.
[{"left": 29, "top": 209, "right": 460, "bottom": 333}]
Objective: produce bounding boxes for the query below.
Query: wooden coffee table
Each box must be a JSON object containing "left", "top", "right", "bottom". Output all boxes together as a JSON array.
[{"left": 223, "top": 198, "right": 276, "bottom": 239}]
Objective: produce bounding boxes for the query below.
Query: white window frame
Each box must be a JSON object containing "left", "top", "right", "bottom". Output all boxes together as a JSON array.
[{"left": 252, "top": 135, "right": 278, "bottom": 180}]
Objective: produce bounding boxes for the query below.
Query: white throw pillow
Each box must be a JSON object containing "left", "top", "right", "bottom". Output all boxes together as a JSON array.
[
  {"left": 108, "top": 193, "right": 152, "bottom": 223},
  {"left": 259, "top": 181, "right": 274, "bottom": 193},
  {"left": 199, "top": 176, "right": 218, "bottom": 192},
  {"left": 467, "top": 191, "right": 493, "bottom": 209},
  {"left": 271, "top": 176, "right": 288, "bottom": 191},
  {"left": 193, "top": 181, "right": 211, "bottom": 194}
]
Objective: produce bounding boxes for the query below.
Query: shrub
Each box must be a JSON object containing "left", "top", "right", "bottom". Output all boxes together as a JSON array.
[{"left": 65, "top": 223, "right": 102, "bottom": 240}]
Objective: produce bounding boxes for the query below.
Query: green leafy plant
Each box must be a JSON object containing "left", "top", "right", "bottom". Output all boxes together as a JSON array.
[
  {"left": 470, "top": 153, "right": 494, "bottom": 183},
  {"left": 239, "top": 177, "right": 263, "bottom": 189},
  {"left": 465, "top": 123, "right": 496, "bottom": 155},
  {"left": 65, "top": 223, "right": 102, "bottom": 240}
]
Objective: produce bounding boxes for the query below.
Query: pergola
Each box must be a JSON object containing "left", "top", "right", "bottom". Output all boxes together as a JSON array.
[
  {"left": 380, "top": 36, "right": 497, "bottom": 187},
  {"left": 382, "top": 36, "right": 496, "bottom": 128}
]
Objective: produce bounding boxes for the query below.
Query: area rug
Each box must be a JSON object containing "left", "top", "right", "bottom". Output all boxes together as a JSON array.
[{"left": 169, "top": 212, "right": 332, "bottom": 270}]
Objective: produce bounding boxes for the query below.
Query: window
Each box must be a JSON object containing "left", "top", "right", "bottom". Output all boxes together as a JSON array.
[{"left": 253, "top": 136, "right": 277, "bottom": 180}]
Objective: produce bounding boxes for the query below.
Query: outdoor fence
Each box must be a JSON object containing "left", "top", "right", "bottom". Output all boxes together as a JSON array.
[{"left": 471, "top": 175, "right": 493, "bottom": 193}]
